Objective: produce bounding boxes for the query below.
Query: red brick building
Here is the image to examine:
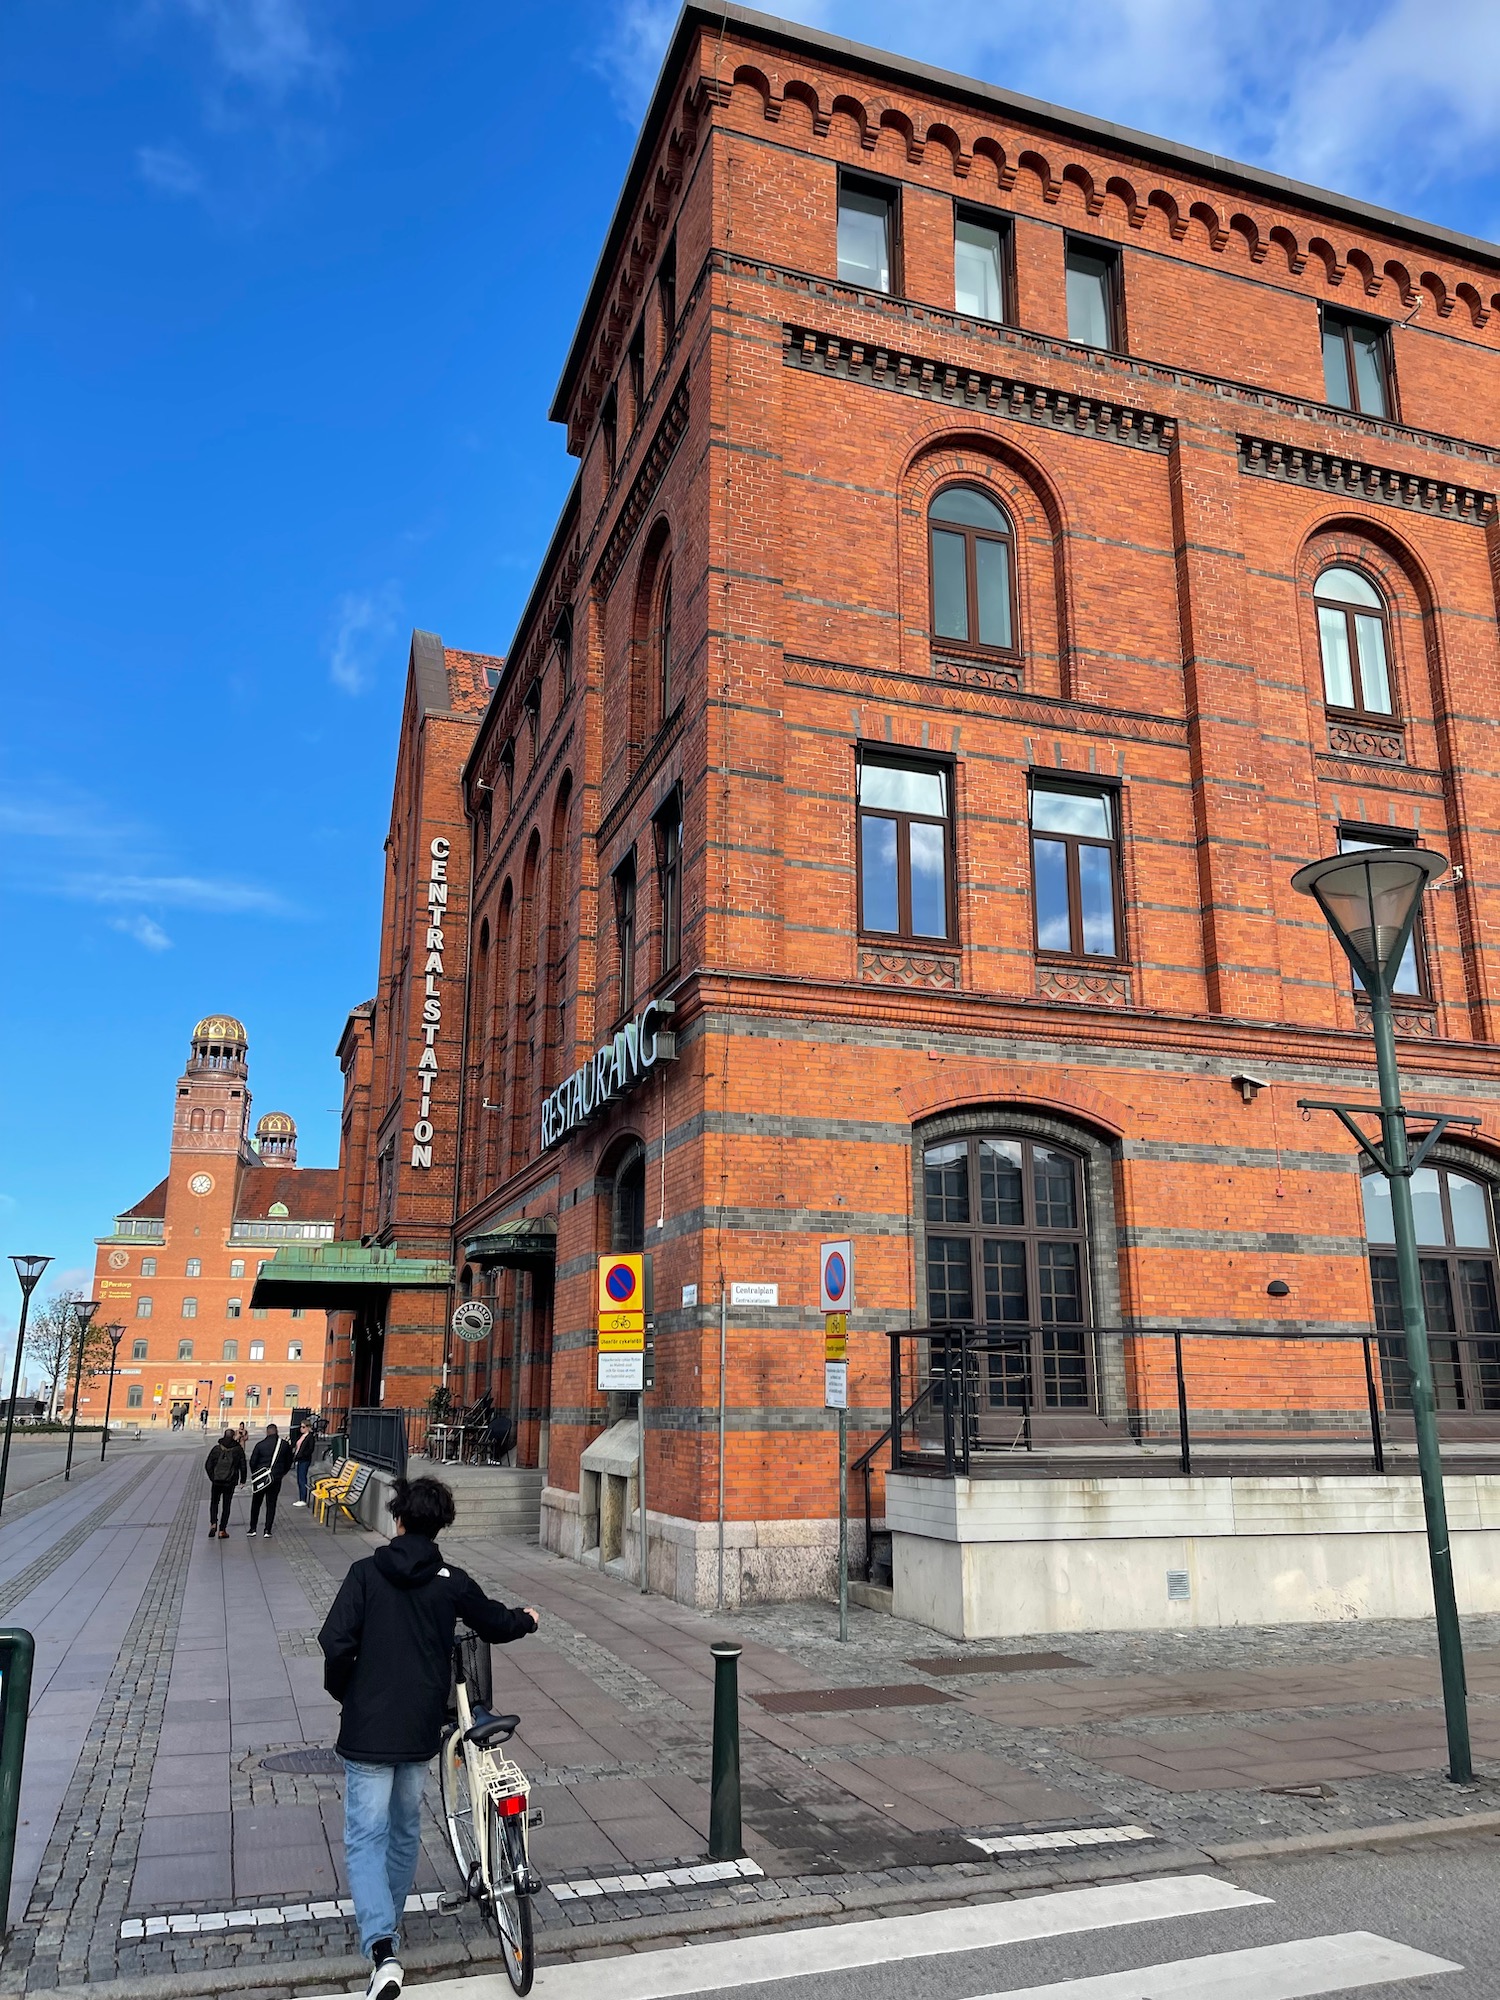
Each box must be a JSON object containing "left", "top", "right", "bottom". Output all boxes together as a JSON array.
[
  {"left": 279, "top": 7, "right": 1500, "bottom": 1614},
  {"left": 92, "top": 1016, "right": 335, "bottom": 1427}
]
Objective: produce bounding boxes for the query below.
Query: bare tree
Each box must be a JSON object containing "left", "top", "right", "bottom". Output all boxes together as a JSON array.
[{"left": 25, "top": 1288, "right": 114, "bottom": 1419}]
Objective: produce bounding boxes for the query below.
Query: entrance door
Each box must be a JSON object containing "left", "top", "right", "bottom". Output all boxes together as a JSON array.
[{"left": 1365, "top": 1166, "right": 1500, "bottom": 1429}]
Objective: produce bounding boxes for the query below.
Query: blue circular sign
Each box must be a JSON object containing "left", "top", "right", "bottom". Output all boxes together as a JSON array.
[
  {"left": 825, "top": 1252, "right": 847, "bottom": 1302},
  {"left": 605, "top": 1263, "right": 638, "bottom": 1304}
]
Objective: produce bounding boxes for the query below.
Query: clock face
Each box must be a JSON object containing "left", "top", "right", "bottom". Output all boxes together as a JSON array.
[
  {"left": 189, "top": 1173, "right": 214, "bottom": 1196},
  {"left": 108, "top": 1249, "right": 129, "bottom": 1270}
]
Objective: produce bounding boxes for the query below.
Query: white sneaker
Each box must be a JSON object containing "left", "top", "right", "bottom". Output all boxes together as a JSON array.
[
  {"left": 247, "top": 1528, "right": 258, "bottom": 1537},
  {"left": 293, "top": 1499, "right": 308, "bottom": 1507},
  {"left": 366, "top": 1952, "right": 403, "bottom": 2000}
]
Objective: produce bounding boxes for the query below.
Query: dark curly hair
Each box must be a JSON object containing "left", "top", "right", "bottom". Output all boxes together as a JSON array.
[{"left": 389, "top": 1474, "right": 457, "bottom": 1538}]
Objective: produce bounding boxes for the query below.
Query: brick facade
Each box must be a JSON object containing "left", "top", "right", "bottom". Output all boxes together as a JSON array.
[{"left": 327, "top": 6, "right": 1500, "bottom": 1603}]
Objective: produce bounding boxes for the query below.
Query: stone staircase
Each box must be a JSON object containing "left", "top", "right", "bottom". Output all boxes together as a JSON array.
[{"left": 431, "top": 1461, "right": 545, "bottom": 1540}]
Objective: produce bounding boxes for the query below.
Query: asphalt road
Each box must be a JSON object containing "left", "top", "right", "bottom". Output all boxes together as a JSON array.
[{"left": 409, "top": 1834, "right": 1500, "bottom": 2000}]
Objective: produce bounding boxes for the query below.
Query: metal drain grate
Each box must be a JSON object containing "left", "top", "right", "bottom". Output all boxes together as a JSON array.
[
  {"left": 260, "top": 1748, "right": 343, "bottom": 1774},
  {"left": 907, "top": 1652, "right": 1088, "bottom": 1676},
  {"left": 754, "top": 1683, "right": 957, "bottom": 1714}
]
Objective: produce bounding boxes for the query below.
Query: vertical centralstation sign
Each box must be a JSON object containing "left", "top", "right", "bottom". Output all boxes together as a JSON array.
[
  {"left": 410, "top": 836, "right": 451, "bottom": 1170},
  {"left": 597, "top": 1254, "right": 649, "bottom": 1391}
]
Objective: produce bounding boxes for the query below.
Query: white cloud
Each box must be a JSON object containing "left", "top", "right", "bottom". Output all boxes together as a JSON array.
[
  {"left": 602, "top": 0, "right": 1500, "bottom": 214},
  {"left": 109, "top": 913, "right": 173, "bottom": 950},
  {"left": 164, "top": 0, "right": 338, "bottom": 104},
  {"left": 328, "top": 584, "right": 401, "bottom": 696},
  {"left": 136, "top": 143, "right": 206, "bottom": 198},
  {"left": 67, "top": 874, "right": 290, "bottom": 915}
]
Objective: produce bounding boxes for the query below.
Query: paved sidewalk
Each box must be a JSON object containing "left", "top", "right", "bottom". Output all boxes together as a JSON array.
[{"left": 4, "top": 1440, "right": 1500, "bottom": 1995}]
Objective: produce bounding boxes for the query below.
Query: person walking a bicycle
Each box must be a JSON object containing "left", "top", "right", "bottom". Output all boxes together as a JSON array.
[{"left": 318, "top": 1474, "right": 538, "bottom": 2000}]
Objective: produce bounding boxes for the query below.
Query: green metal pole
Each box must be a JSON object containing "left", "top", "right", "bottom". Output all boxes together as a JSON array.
[
  {"left": 63, "top": 1331, "right": 87, "bottom": 1482},
  {"left": 707, "top": 1641, "right": 743, "bottom": 1860},
  {"left": 1371, "top": 985, "right": 1472, "bottom": 1783},
  {"left": 838, "top": 1406, "right": 849, "bottom": 1642},
  {"left": 0, "top": 1292, "right": 37, "bottom": 1524},
  {"left": 0, "top": 1628, "right": 36, "bottom": 1938}
]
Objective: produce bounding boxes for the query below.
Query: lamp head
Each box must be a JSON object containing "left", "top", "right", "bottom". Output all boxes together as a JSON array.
[
  {"left": 72, "top": 1299, "right": 101, "bottom": 1332},
  {"left": 1291, "top": 846, "right": 1446, "bottom": 996},
  {"left": 105, "top": 1323, "right": 125, "bottom": 1349},
  {"left": 9, "top": 1254, "right": 52, "bottom": 1296}
]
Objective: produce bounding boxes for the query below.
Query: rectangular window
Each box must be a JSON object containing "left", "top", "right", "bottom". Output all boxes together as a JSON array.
[
  {"left": 141, "top": 1257, "right": 157, "bottom": 1277},
  {"left": 627, "top": 319, "right": 645, "bottom": 426},
  {"left": 838, "top": 174, "right": 897, "bottom": 292},
  {"left": 658, "top": 238, "right": 676, "bottom": 346},
  {"left": 229, "top": 1258, "right": 245, "bottom": 1279},
  {"left": 858, "top": 757, "right": 951, "bottom": 942},
  {"left": 181, "top": 1297, "right": 198, "bottom": 1320},
  {"left": 185, "top": 1258, "right": 201, "bottom": 1278},
  {"left": 954, "top": 208, "right": 1009, "bottom": 321},
  {"left": 655, "top": 796, "right": 683, "bottom": 974},
  {"left": 285, "top": 1386, "right": 299, "bottom": 1407},
  {"left": 132, "top": 1338, "right": 149, "bottom": 1360},
  {"left": 1339, "top": 829, "right": 1425, "bottom": 997},
  {"left": 223, "top": 1340, "right": 238, "bottom": 1362},
  {"left": 290, "top": 1307, "right": 305, "bottom": 1320},
  {"left": 178, "top": 1339, "right": 194, "bottom": 1361},
  {"left": 251, "top": 1309, "right": 268, "bottom": 1322},
  {"left": 127, "top": 1384, "right": 144, "bottom": 1408},
  {"left": 288, "top": 1341, "right": 303, "bottom": 1362},
  {"left": 136, "top": 1296, "right": 153, "bottom": 1319},
  {"left": 601, "top": 388, "right": 617, "bottom": 483},
  {"left": 614, "top": 852, "right": 638, "bottom": 1017},
  {"left": 1322, "top": 309, "right": 1391, "bottom": 417},
  {"left": 1065, "top": 239, "right": 1122, "bottom": 350},
  {"left": 250, "top": 1341, "right": 266, "bottom": 1361},
  {"left": 226, "top": 1298, "right": 241, "bottom": 1319},
  {"left": 1030, "top": 782, "right": 1121, "bottom": 959}
]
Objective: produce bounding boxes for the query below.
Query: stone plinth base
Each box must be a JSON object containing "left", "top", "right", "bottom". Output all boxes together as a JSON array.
[
  {"left": 887, "top": 1471, "right": 1500, "bottom": 1638},
  {"left": 540, "top": 1479, "right": 867, "bottom": 1609}
]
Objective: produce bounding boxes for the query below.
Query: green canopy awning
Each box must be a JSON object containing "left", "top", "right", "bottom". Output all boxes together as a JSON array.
[
  {"left": 250, "top": 1241, "right": 452, "bottom": 1311},
  {"left": 462, "top": 1217, "right": 557, "bottom": 1270}
]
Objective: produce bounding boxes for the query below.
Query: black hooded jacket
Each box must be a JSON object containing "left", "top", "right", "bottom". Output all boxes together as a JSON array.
[{"left": 317, "top": 1534, "right": 535, "bottom": 1763}]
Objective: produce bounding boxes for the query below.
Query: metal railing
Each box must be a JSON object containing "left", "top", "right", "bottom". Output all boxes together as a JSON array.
[
  {"left": 889, "top": 1326, "right": 1500, "bottom": 1478},
  {"left": 347, "top": 1407, "right": 408, "bottom": 1477}
]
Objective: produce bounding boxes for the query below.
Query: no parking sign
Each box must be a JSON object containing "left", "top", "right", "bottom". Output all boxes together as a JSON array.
[{"left": 819, "top": 1240, "right": 853, "bottom": 1314}]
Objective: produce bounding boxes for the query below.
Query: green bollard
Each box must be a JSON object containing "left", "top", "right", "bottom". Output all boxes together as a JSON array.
[
  {"left": 708, "top": 1641, "right": 743, "bottom": 1861},
  {"left": 0, "top": 1629, "right": 35, "bottom": 1939}
]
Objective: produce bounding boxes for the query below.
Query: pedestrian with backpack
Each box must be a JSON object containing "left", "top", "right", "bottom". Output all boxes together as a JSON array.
[
  {"left": 247, "top": 1423, "right": 293, "bottom": 1539},
  {"left": 205, "top": 1428, "right": 247, "bottom": 1539}
]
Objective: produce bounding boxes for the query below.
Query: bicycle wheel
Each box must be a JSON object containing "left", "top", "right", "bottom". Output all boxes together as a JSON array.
[
  {"left": 487, "top": 1805, "right": 534, "bottom": 1995},
  {"left": 439, "top": 1727, "right": 482, "bottom": 1892}
]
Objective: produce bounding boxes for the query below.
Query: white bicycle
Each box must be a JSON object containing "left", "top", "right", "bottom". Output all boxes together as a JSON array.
[{"left": 439, "top": 1629, "right": 542, "bottom": 1993}]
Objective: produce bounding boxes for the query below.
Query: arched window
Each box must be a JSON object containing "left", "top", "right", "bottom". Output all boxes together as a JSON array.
[
  {"left": 189, "top": 1109, "right": 205, "bottom": 1132},
  {"left": 608, "top": 1141, "right": 647, "bottom": 1254},
  {"left": 1364, "top": 1165, "right": 1500, "bottom": 1415},
  {"left": 923, "top": 1133, "right": 1091, "bottom": 1410},
  {"left": 656, "top": 564, "right": 674, "bottom": 720},
  {"left": 929, "top": 487, "right": 1015, "bottom": 654},
  {"left": 1315, "top": 568, "right": 1394, "bottom": 718}
]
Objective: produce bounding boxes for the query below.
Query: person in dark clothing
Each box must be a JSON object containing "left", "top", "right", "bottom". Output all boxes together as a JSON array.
[
  {"left": 247, "top": 1424, "right": 293, "bottom": 1538},
  {"left": 318, "top": 1475, "right": 538, "bottom": 2000},
  {"left": 204, "top": 1430, "right": 247, "bottom": 1539},
  {"left": 289, "top": 1418, "right": 317, "bottom": 1506}
]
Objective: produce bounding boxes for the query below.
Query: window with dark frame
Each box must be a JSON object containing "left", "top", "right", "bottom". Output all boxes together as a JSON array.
[
  {"left": 1365, "top": 1165, "right": 1500, "bottom": 1415},
  {"left": 1322, "top": 308, "right": 1392, "bottom": 418},
  {"left": 656, "top": 562, "right": 674, "bottom": 720},
  {"left": 554, "top": 612, "right": 572, "bottom": 697},
  {"left": 613, "top": 851, "right": 638, "bottom": 1018},
  {"left": 1030, "top": 782, "right": 1121, "bottom": 960},
  {"left": 923, "top": 1132, "right": 1094, "bottom": 1411},
  {"left": 1315, "top": 567, "right": 1395, "bottom": 719},
  {"left": 929, "top": 486, "right": 1016, "bottom": 654},
  {"left": 954, "top": 207, "right": 1010, "bottom": 322},
  {"left": 601, "top": 388, "right": 618, "bottom": 483},
  {"left": 837, "top": 173, "right": 897, "bottom": 293},
  {"left": 1065, "top": 238, "right": 1123, "bottom": 350},
  {"left": 627, "top": 319, "right": 645, "bottom": 427},
  {"left": 1338, "top": 827, "right": 1426, "bottom": 999},
  {"left": 857, "top": 757, "right": 951, "bottom": 942},
  {"left": 658, "top": 239, "right": 676, "bottom": 349},
  {"left": 655, "top": 794, "right": 683, "bottom": 975}
]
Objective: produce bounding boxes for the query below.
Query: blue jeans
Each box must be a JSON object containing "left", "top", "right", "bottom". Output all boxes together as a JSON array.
[
  {"left": 296, "top": 1457, "right": 310, "bottom": 1502},
  {"left": 342, "top": 1757, "right": 428, "bottom": 1956}
]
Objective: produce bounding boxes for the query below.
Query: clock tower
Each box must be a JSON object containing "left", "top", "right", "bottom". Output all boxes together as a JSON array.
[{"left": 172, "top": 1016, "right": 255, "bottom": 1166}]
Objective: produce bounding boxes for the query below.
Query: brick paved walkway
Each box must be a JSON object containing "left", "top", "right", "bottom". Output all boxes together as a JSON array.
[{"left": 5, "top": 1437, "right": 1500, "bottom": 1993}]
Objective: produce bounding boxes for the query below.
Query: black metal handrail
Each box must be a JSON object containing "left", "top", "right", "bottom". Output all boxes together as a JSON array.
[
  {"left": 850, "top": 1380, "right": 937, "bottom": 1583},
  {"left": 348, "top": 1407, "right": 408, "bottom": 1477}
]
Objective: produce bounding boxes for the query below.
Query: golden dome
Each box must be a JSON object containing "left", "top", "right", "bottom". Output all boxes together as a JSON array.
[
  {"left": 193, "top": 1014, "right": 247, "bottom": 1044},
  {"left": 256, "top": 1111, "right": 296, "bottom": 1136}
]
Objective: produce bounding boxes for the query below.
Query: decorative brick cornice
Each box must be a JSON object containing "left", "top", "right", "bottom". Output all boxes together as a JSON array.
[
  {"left": 860, "top": 947, "right": 961, "bottom": 990},
  {"left": 1239, "top": 434, "right": 1497, "bottom": 524},
  {"left": 592, "top": 371, "right": 691, "bottom": 598},
  {"left": 784, "top": 653, "right": 1189, "bottom": 744},
  {"left": 931, "top": 653, "right": 1023, "bottom": 692},
  {"left": 1326, "top": 720, "right": 1405, "bottom": 763},
  {"left": 784, "top": 322, "right": 1176, "bottom": 451},
  {"left": 1037, "top": 965, "right": 1132, "bottom": 1006},
  {"left": 1313, "top": 753, "right": 1444, "bottom": 796}
]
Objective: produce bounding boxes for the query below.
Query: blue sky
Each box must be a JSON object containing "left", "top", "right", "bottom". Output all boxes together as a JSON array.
[{"left": 4, "top": 0, "right": 1499, "bottom": 1358}]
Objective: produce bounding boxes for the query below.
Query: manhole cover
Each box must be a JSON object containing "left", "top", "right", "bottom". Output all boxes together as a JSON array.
[
  {"left": 754, "top": 1684, "right": 956, "bottom": 1715},
  {"left": 907, "top": 1652, "right": 1088, "bottom": 1676},
  {"left": 260, "top": 1748, "right": 343, "bottom": 1774}
]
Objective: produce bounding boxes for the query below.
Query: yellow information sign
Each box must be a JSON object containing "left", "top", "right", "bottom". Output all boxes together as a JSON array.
[
  {"left": 824, "top": 1311, "right": 847, "bottom": 1362},
  {"left": 598, "top": 1324, "right": 645, "bottom": 1354}
]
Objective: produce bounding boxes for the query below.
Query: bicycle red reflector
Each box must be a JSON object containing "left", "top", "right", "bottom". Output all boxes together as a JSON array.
[{"left": 496, "top": 1793, "right": 527, "bottom": 1817}]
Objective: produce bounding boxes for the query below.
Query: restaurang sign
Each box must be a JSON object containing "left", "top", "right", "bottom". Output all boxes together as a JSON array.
[{"left": 539, "top": 999, "right": 676, "bottom": 1150}]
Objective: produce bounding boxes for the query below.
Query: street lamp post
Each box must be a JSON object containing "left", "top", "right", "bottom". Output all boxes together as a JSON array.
[
  {"left": 99, "top": 1324, "right": 126, "bottom": 1461},
  {"left": 1, "top": 1255, "right": 54, "bottom": 1522},
  {"left": 63, "top": 1298, "right": 101, "bottom": 1484},
  {"left": 1293, "top": 844, "right": 1473, "bottom": 1784}
]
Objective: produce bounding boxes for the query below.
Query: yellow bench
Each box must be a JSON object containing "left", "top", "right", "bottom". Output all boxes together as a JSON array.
[{"left": 311, "top": 1459, "right": 373, "bottom": 1532}]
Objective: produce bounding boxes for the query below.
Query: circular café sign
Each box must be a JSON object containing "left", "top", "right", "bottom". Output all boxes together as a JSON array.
[{"left": 451, "top": 1301, "right": 494, "bottom": 1345}]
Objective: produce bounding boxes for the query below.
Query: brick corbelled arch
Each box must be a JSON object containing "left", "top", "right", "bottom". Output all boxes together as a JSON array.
[
  {"left": 909, "top": 1098, "right": 1127, "bottom": 1419},
  {"left": 899, "top": 430, "right": 1073, "bottom": 699}
]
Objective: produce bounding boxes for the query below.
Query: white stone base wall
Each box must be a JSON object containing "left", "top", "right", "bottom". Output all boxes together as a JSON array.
[
  {"left": 887, "top": 1471, "right": 1500, "bottom": 1637},
  {"left": 539, "top": 1484, "right": 864, "bottom": 1609}
]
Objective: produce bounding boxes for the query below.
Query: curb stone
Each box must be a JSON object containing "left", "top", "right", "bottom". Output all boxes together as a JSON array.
[{"left": 1206, "top": 1803, "right": 1500, "bottom": 1862}]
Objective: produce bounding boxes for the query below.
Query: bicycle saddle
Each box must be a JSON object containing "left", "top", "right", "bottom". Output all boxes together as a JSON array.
[{"left": 465, "top": 1713, "right": 521, "bottom": 1748}]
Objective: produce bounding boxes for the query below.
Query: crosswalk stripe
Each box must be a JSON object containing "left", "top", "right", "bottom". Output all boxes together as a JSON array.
[
  {"left": 965, "top": 1927, "right": 1460, "bottom": 1997},
  {"left": 514, "top": 1875, "right": 1267, "bottom": 2000}
]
